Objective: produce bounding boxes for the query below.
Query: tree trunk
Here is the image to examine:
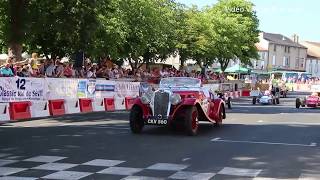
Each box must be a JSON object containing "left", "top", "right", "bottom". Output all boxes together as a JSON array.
[
  {"left": 8, "top": 43, "right": 23, "bottom": 62},
  {"left": 220, "top": 58, "right": 230, "bottom": 72},
  {"left": 7, "top": 0, "right": 28, "bottom": 62}
]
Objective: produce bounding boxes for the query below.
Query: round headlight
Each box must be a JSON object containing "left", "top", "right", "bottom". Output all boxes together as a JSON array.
[
  {"left": 171, "top": 93, "right": 182, "bottom": 105},
  {"left": 141, "top": 92, "right": 153, "bottom": 104}
]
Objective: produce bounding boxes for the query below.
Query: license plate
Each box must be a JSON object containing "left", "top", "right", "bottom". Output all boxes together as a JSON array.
[{"left": 146, "top": 117, "right": 168, "bottom": 125}]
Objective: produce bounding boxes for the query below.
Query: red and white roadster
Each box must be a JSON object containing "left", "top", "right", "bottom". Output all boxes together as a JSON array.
[{"left": 130, "top": 77, "right": 226, "bottom": 136}]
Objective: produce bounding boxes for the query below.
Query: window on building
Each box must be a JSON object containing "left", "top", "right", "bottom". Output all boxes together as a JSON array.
[
  {"left": 316, "top": 61, "right": 319, "bottom": 73},
  {"left": 288, "top": 47, "right": 290, "bottom": 53},
  {"left": 301, "top": 58, "right": 305, "bottom": 68},
  {"left": 285, "top": 46, "right": 287, "bottom": 53},
  {"left": 261, "top": 61, "right": 265, "bottom": 69},
  {"left": 295, "top": 57, "right": 299, "bottom": 68},
  {"left": 264, "top": 52, "right": 267, "bottom": 60},
  {"left": 283, "top": 56, "right": 290, "bottom": 67},
  {"left": 274, "top": 45, "right": 277, "bottom": 52},
  {"left": 272, "top": 55, "right": 276, "bottom": 65}
]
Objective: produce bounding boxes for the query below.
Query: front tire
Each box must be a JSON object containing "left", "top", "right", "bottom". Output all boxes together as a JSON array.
[
  {"left": 227, "top": 97, "right": 232, "bottom": 109},
  {"left": 276, "top": 98, "right": 280, "bottom": 104},
  {"left": 215, "top": 105, "right": 225, "bottom": 127},
  {"left": 185, "top": 106, "right": 199, "bottom": 136},
  {"left": 253, "top": 97, "right": 256, "bottom": 105},
  {"left": 296, "top": 98, "right": 301, "bottom": 109},
  {"left": 129, "top": 106, "right": 144, "bottom": 134}
]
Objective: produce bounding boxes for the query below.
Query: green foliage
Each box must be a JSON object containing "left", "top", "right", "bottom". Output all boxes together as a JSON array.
[{"left": 0, "top": 0, "right": 259, "bottom": 70}]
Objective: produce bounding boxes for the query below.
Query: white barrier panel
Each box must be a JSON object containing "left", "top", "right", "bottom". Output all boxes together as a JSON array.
[
  {"left": 114, "top": 97, "right": 126, "bottom": 110},
  {"left": 92, "top": 98, "right": 105, "bottom": 112},
  {"left": 0, "top": 103, "right": 10, "bottom": 122},
  {"left": 64, "top": 99, "right": 80, "bottom": 114},
  {"left": 31, "top": 101, "right": 50, "bottom": 118}
]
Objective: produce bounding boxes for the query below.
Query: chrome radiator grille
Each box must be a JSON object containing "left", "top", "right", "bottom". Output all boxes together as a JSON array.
[{"left": 153, "top": 91, "right": 170, "bottom": 117}]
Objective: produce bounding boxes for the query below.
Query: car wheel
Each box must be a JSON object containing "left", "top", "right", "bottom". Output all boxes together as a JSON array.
[
  {"left": 214, "top": 105, "right": 224, "bottom": 127},
  {"left": 276, "top": 98, "right": 280, "bottom": 104},
  {"left": 129, "top": 105, "right": 144, "bottom": 134},
  {"left": 185, "top": 106, "right": 199, "bottom": 136},
  {"left": 252, "top": 97, "right": 256, "bottom": 105},
  {"left": 296, "top": 98, "right": 301, "bottom": 109},
  {"left": 227, "top": 97, "right": 232, "bottom": 109},
  {"left": 272, "top": 98, "right": 276, "bottom": 105}
]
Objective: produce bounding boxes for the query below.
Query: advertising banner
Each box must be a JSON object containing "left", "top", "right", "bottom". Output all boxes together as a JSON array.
[
  {"left": 46, "top": 78, "right": 78, "bottom": 100},
  {"left": 94, "top": 80, "right": 116, "bottom": 98},
  {"left": 0, "top": 77, "right": 46, "bottom": 102}
]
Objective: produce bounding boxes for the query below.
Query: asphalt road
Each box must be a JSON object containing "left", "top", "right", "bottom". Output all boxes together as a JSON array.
[{"left": 0, "top": 93, "right": 320, "bottom": 180}]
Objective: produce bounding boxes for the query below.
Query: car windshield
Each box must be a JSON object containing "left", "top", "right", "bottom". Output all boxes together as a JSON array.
[{"left": 159, "top": 77, "right": 201, "bottom": 89}]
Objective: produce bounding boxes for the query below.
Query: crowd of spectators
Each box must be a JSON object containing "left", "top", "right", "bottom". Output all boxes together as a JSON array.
[
  {"left": 0, "top": 53, "right": 227, "bottom": 82},
  {"left": 1, "top": 53, "right": 320, "bottom": 85}
]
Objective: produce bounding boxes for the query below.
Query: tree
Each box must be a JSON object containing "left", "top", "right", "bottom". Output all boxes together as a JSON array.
[
  {"left": 0, "top": 0, "right": 28, "bottom": 61},
  {"left": 26, "top": 0, "right": 107, "bottom": 59},
  {"left": 207, "top": 0, "right": 260, "bottom": 72}
]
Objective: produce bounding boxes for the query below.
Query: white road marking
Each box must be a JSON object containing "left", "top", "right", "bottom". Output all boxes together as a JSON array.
[
  {"left": 310, "top": 143, "right": 317, "bottom": 147},
  {"left": 98, "top": 167, "right": 143, "bottom": 176},
  {"left": 0, "top": 167, "right": 27, "bottom": 176},
  {"left": 23, "top": 155, "right": 66, "bottom": 163},
  {"left": 299, "top": 173, "right": 320, "bottom": 180},
  {"left": 211, "top": 138, "right": 317, "bottom": 147},
  {"left": 80, "top": 126, "right": 130, "bottom": 130},
  {"left": 217, "top": 167, "right": 262, "bottom": 177},
  {"left": 0, "top": 160, "right": 18, "bottom": 167},
  {"left": 182, "top": 158, "right": 191, "bottom": 162},
  {"left": 258, "top": 121, "right": 320, "bottom": 125},
  {"left": 169, "top": 171, "right": 199, "bottom": 179},
  {"left": 42, "top": 171, "right": 92, "bottom": 180},
  {"left": 0, "top": 176, "right": 37, "bottom": 180},
  {"left": 122, "top": 176, "right": 164, "bottom": 180},
  {"left": 146, "top": 163, "right": 189, "bottom": 171},
  {"left": 189, "top": 173, "right": 216, "bottom": 180},
  {"left": 32, "top": 162, "right": 78, "bottom": 171},
  {"left": 82, "top": 159, "right": 125, "bottom": 167},
  {"left": 0, "top": 154, "right": 11, "bottom": 158}
]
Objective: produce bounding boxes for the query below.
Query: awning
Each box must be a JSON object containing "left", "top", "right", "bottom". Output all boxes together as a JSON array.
[{"left": 225, "top": 64, "right": 250, "bottom": 73}]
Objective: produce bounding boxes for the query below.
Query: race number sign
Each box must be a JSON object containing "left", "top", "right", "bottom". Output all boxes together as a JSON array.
[{"left": 0, "top": 77, "right": 46, "bottom": 102}]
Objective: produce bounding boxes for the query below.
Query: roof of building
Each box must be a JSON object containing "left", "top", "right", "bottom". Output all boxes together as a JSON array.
[
  {"left": 262, "top": 32, "right": 307, "bottom": 48},
  {"left": 255, "top": 43, "right": 268, "bottom": 51},
  {"left": 301, "top": 41, "right": 320, "bottom": 59}
]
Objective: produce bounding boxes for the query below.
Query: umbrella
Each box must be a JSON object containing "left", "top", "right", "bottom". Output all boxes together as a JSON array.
[{"left": 225, "top": 64, "right": 250, "bottom": 73}]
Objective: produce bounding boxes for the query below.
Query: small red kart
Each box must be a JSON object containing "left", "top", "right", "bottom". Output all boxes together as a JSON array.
[
  {"left": 296, "top": 92, "right": 320, "bottom": 108},
  {"left": 130, "top": 77, "right": 226, "bottom": 136}
]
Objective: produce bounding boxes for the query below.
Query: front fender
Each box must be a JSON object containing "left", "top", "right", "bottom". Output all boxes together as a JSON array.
[
  {"left": 132, "top": 98, "right": 152, "bottom": 119},
  {"left": 212, "top": 98, "right": 225, "bottom": 119}
]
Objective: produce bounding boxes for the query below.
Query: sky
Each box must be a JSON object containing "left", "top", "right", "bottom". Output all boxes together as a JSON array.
[{"left": 176, "top": 0, "right": 319, "bottom": 42}]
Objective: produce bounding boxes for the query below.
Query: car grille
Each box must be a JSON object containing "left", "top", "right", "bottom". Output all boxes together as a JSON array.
[{"left": 153, "top": 91, "right": 170, "bottom": 118}]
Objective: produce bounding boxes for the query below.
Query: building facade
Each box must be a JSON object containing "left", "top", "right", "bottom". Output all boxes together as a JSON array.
[
  {"left": 301, "top": 41, "right": 320, "bottom": 77},
  {"left": 254, "top": 32, "right": 307, "bottom": 72}
]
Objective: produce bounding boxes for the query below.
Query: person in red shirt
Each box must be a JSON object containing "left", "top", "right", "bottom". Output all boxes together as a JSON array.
[{"left": 63, "top": 63, "right": 74, "bottom": 78}]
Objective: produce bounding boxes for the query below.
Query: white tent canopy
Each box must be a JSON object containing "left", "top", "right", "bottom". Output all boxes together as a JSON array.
[{"left": 0, "top": 54, "right": 8, "bottom": 61}]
